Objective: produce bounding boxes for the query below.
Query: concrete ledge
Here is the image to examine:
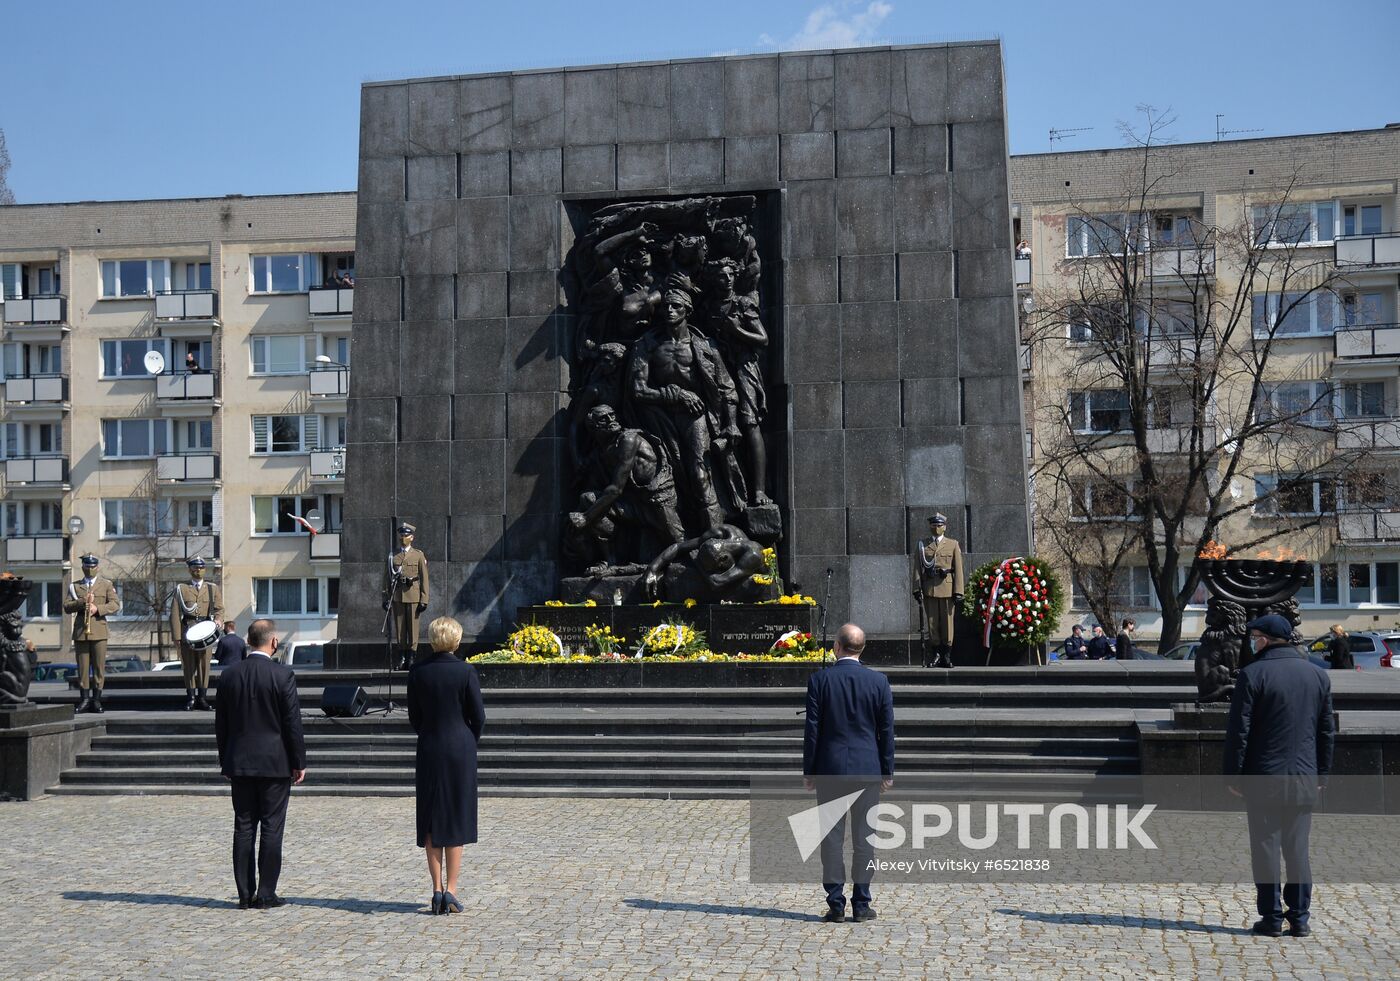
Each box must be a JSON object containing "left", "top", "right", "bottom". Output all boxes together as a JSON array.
[{"left": 0, "top": 715, "right": 104, "bottom": 800}]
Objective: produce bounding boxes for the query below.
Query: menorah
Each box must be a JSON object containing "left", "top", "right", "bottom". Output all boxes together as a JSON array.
[{"left": 1193, "top": 559, "right": 1311, "bottom": 703}]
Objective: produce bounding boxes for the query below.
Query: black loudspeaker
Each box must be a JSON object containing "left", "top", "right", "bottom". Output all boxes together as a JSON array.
[{"left": 321, "top": 684, "right": 368, "bottom": 718}]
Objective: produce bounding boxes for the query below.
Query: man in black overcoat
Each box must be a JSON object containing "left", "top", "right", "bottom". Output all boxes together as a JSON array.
[{"left": 214, "top": 618, "right": 306, "bottom": 909}]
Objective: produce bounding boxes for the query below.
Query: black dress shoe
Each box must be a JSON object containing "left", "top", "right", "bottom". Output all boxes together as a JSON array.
[
  {"left": 1287, "top": 921, "right": 1311, "bottom": 938},
  {"left": 441, "top": 891, "right": 462, "bottom": 914},
  {"left": 257, "top": 895, "right": 287, "bottom": 909},
  {"left": 822, "top": 906, "right": 845, "bottom": 923},
  {"left": 184, "top": 690, "right": 196, "bottom": 711},
  {"left": 852, "top": 906, "right": 877, "bottom": 922},
  {"left": 195, "top": 689, "right": 212, "bottom": 711},
  {"left": 238, "top": 897, "right": 255, "bottom": 910},
  {"left": 1251, "top": 919, "right": 1283, "bottom": 937}
]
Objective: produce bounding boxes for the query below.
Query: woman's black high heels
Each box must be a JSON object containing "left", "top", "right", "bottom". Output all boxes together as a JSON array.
[
  {"left": 441, "top": 891, "right": 463, "bottom": 914},
  {"left": 431, "top": 891, "right": 444, "bottom": 915}
]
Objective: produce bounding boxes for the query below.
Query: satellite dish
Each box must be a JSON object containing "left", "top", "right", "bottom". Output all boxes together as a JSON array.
[
  {"left": 304, "top": 509, "right": 325, "bottom": 533},
  {"left": 144, "top": 350, "right": 166, "bottom": 375}
]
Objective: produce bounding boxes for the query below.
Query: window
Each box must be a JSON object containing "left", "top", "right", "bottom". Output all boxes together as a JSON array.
[
  {"left": 2, "top": 421, "right": 62, "bottom": 457},
  {"left": 1148, "top": 386, "right": 1193, "bottom": 429},
  {"left": 1066, "top": 213, "right": 1143, "bottom": 257},
  {"left": 1339, "top": 381, "right": 1386, "bottom": 419},
  {"left": 1251, "top": 202, "right": 1334, "bottom": 245},
  {"left": 112, "top": 581, "right": 155, "bottom": 620},
  {"left": 1138, "top": 299, "right": 1197, "bottom": 337},
  {"left": 102, "top": 499, "right": 159, "bottom": 538},
  {"left": 1068, "top": 477, "right": 1135, "bottom": 520},
  {"left": 1, "top": 263, "right": 22, "bottom": 300},
  {"left": 250, "top": 254, "right": 316, "bottom": 294},
  {"left": 1066, "top": 303, "right": 1123, "bottom": 343},
  {"left": 1, "top": 501, "right": 62, "bottom": 536},
  {"left": 178, "top": 419, "right": 213, "bottom": 453},
  {"left": 1251, "top": 291, "right": 1338, "bottom": 337},
  {"left": 102, "top": 339, "right": 170, "bottom": 378},
  {"left": 252, "top": 495, "right": 320, "bottom": 535},
  {"left": 320, "top": 333, "right": 351, "bottom": 366},
  {"left": 175, "top": 261, "right": 211, "bottom": 291},
  {"left": 1068, "top": 390, "right": 1130, "bottom": 433},
  {"left": 1, "top": 342, "right": 62, "bottom": 379},
  {"left": 320, "top": 414, "right": 347, "bottom": 449},
  {"left": 251, "top": 414, "right": 319, "bottom": 454},
  {"left": 101, "top": 419, "right": 171, "bottom": 459},
  {"left": 100, "top": 259, "right": 170, "bottom": 298},
  {"left": 250, "top": 335, "right": 315, "bottom": 374},
  {"left": 1342, "top": 204, "right": 1384, "bottom": 237},
  {"left": 1339, "top": 290, "right": 1388, "bottom": 327},
  {"left": 23, "top": 581, "right": 63, "bottom": 620},
  {"left": 254, "top": 577, "right": 323, "bottom": 616},
  {"left": 317, "top": 251, "right": 355, "bottom": 287},
  {"left": 1253, "top": 474, "right": 1335, "bottom": 516},
  {"left": 1151, "top": 213, "right": 1200, "bottom": 248},
  {"left": 1259, "top": 381, "right": 1332, "bottom": 425},
  {"left": 327, "top": 577, "right": 340, "bottom": 616},
  {"left": 1071, "top": 567, "right": 1153, "bottom": 610},
  {"left": 1340, "top": 471, "right": 1392, "bottom": 510}
]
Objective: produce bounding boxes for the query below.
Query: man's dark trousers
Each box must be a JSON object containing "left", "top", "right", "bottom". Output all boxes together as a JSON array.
[
  {"left": 231, "top": 776, "right": 292, "bottom": 902},
  {"left": 1248, "top": 802, "right": 1313, "bottom": 929},
  {"left": 817, "top": 780, "right": 882, "bottom": 911}
]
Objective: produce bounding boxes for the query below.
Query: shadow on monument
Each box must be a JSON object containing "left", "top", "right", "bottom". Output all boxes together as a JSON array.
[{"left": 995, "top": 907, "right": 1252, "bottom": 936}]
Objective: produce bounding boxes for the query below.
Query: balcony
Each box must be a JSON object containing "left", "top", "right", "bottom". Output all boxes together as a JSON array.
[
  {"left": 1337, "top": 510, "right": 1400, "bottom": 544},
  {"left": 309, "top": 287, "right": 353, "bottom": 318},
  {"left": 1336, "top": 417, "right": 1400, "bottom": 452},
  {"left": 3, "top": 456, "right": 68, "bottom": 486},
  {"left": 309, "top": 446, "right": 346, "bottom": 481},
  {"left": 155, "top": 370, "right": 219, "bottom": 403},
  {"left": 1333, "top": 324, "right": 1400, "bottom": 359},
  {"left": 1336, "top": 232, "right": 1400, "bottom": 269},
  {"left": 157, "top": 533, "right": 220, "bottom": 563},
  {"left": 1148, "top": 247, "right": 1215, "bottom": 280},
  {"left": 5, "top": 534, "right": 69, "bottom": 564},
  {"left": 310, "top": 532, "right": 341, "bottom": 561},
  {"left": 1014, "top": 256, "right": 1031, "bottom": 286},
  {"left": 1145, "top": 333, "right": 1213, "bottom": 371},
  {"left": 309, "top": 365, "right": 349, "bottom": 399},
  {"left": 1, "top": 295, "right": 66, "bottom": 327},
  {"left": 3, "top": 374, "right": 69, "bottom": 412},
  {"left": 154, "top": 290, "right": 220, "bottom": 325},
  {"left": 155, "top": 453, "right": 220, "bottom": 483},
  {"left": 1144, "top": 427, "right": 1212, "bottom": 454}
]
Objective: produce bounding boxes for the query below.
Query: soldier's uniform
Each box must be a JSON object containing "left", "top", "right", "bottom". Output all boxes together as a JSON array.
[
  {"left": 63, "top": 555, "right": 120, "bottom": 714},
  {"left": 383, "top": 522, "right": 430, "bottom": 668},
  {"left": 169, "top": 557, "right": 224, "bottom": 710},
  {"left": 912, "top": 513, "right": 965, "bottom": 668}
]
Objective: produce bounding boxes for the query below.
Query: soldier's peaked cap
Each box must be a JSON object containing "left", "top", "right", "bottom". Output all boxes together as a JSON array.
[
  {"left": 80, "top": 553, "right": 99, "bottom": 566},
  {"left": 186, "top": 556, "right": 206, "bottom": 568},
  {"left": 928, "top": 513, "right": 948, "bottom": 525},
  {"left": 398, "top": 522, "right": 416, "bottom": 535}
]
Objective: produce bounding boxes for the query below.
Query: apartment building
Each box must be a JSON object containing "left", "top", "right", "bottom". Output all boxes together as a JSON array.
[
  {"left": 0, "top": 193, "right": 355, "bottom": 658},
  {"left": 1009, "top": 124, "right": 1400, "bottom": 642}
]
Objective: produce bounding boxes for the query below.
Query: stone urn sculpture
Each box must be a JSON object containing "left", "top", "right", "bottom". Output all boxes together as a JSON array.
[
  {"left": 1193, "top": 559, "right": 1310, "bottom": 703},
  {"left": 0, "top": 574, "right": 35, "bottom": 706}
]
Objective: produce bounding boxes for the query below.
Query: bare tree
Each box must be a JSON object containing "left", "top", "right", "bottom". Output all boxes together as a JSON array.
[
  {"left": 1025, "top": 108, "right": 1377, "bottom": 650},
  {"left": 0, "top": 129, "right": 14, "bottom": 205}
]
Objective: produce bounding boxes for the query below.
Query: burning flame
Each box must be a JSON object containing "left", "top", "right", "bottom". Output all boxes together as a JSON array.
[
  {"left": 1255, "top": 545, "right": 1302, "bottom": 562},
  {"left": 1197, "top": 540, "right": 1228, "bottom": 559}
]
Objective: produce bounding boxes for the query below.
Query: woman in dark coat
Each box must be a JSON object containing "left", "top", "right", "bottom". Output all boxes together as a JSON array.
[
  {"left": 1327, "top": 624, "right": 1354, "bottom": 670},
  {"left": 407, "top": 616, "right": 485, "bottom": 915}
]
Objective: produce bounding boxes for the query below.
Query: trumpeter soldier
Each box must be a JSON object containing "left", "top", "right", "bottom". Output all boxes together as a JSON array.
[
  {"left": 169, "top": 556, "right": 225, "bottom": 711},
  {"left": 912, "top": 513, "right": 965, "bottom": 669},
  {"left": 383, "top": 522, "right": 430, "bottom": 669},
  {"left": 64, "top": 554, "right": 120, "bottom": 714}
]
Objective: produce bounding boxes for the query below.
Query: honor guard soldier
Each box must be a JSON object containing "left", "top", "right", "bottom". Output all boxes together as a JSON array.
[
  {"left": 170, "top": 556, "right": 225, "bottom": 711},
  {"left": 912, "top": 513, "right": 964, "bottom": 668},
  {"left": 383, "top": 522, "right": 430, "bottom": 669},
  {"left": 64, "top": 554, "right": 120, "bottom": 714}
]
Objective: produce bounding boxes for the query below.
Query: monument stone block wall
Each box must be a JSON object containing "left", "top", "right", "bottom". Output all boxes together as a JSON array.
[{"left": 345, "top": 42, "right": 1031, "bottom": 649}]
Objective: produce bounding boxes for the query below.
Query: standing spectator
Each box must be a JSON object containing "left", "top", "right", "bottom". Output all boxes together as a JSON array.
[
  {"left": 1086, "top": 624, "right": 1114, "bottom": 659},
  {"left": 1015, "top": 239, "right": 1032, "bottom": 259},
  {"left": 802, "top": 623, "right": 895, "bottom": 923},
  {"left": 1325, "top": 625, "right": 1353, "bottom": 670},
  {"left": 185, "top": 350, "right": 203, "bottom": 374},
  {"left": 1223, "top": 614, "right": 1333, "bottom": 938},
  {"left": 214, "top": 618, "right": 306, "bottom": 909},
  {"left": 215, "top": 620, "right": 247, "bottom": 668},
  {"left": 1115, "top": 618, "right": 1137, "bottom": 660},
  {"left": 1062, "top": 625, "right": 1088, "bottom": 660}
]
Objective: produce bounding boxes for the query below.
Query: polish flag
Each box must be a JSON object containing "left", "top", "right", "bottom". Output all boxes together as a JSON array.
[{"left": 286, "top": 514, "right": 318, "bottom": 536}]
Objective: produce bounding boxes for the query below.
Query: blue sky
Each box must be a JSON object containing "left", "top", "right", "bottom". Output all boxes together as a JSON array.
[{"left": 2, "top": 0, "right": 1396, "bottom": 203}]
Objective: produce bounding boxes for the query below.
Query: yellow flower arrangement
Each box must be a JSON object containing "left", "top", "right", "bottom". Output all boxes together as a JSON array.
[
  {"left": 543, "top": 598, "right": 599, "bottom": 608},
  {"left": 751, "top": 574, "right": 775, "bottom": 586},
  {"left": 684, "top": 598, "right": 698, "bottom": 608},
  {"left": 508, "top": 624, "right": 564, "bottom": 659},
  {"left": 584, "top": 623, "right": 625, "bottom": 656},
  {"left": 470, "top": 647, "right": 830, "bottom": 664},
  {"left": 638, "top": 621, "right": 708, "bottom": 657}
]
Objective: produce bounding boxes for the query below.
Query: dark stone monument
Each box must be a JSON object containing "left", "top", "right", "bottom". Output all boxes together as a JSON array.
[
  {"left": 342, "top": 43, "right": 1031, "bottom": 659},
  {"left": 0, "top": 576, "right": 34, "bottom": 707},
  {"left": 1192, "top": 559, "right": 1310, "bottom": 703}
]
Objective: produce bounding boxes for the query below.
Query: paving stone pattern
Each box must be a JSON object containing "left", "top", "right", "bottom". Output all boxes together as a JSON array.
[{"left": 4, "top": 795, "right": 1396, "bottom": 979}]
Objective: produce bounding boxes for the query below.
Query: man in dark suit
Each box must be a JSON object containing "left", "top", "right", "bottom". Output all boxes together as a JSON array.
[
  {"left": 803, "top": 623, "right": 895, "bottom": 924},
  {"left": 214, "top": 620, "right": 247, "bottom": 668},
  {"left": 1086, "top": 624, "right": 1114, "bottom": 659},
  {"left": 1224, "top": 613, "right": 1334, "bottom": 938},
  {"left": 214, "top": 618, "right": 307, "bottom": 909}
]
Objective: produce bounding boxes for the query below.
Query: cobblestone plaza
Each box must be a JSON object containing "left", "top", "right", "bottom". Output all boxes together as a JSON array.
[{"left": 4, "top": 794, "right": 1397, "bottom": 979}]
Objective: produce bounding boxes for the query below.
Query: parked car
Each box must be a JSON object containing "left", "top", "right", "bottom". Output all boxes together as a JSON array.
[
  {"left": 104, "top": 656, "right": 146, "bottom": 674},
  {"left": 153, "top": 659, "right": 226, "bottom": 672},
  {"left": 1305, "top": 631, "right": 1399, "bottom": 670},
  {"left": 1161, "top": 642, "right": 1201, "bottom": 661},
  {"left": 32, "top": 662, "right": 77, "bottom": 682},
  {"left": 281, "top": 642, "right": 325, "bottom": 669}
]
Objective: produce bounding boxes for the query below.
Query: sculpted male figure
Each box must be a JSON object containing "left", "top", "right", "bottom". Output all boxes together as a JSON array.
[
  {"left": 568, "top": 405, "right": 687, "bottom": 571},
  {"left": 628, "top": 288, "right": 741, "bottom": 528},
  {"left": 643, "top": 523, "right": 766, "bottom": 600},
  {"left": 702, "top": 257, "right": 770, "bottom": 505}
]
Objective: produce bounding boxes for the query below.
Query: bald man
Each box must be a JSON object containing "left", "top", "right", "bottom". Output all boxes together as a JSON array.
[{"left": 802, "top": 623, "right": 895, "bottom": 923}]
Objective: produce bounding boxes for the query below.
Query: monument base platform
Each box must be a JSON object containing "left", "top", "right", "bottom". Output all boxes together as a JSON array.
[
  {"left": 0, "top": 704, "right": 100, "bottom": 800},
  {"left": 515, "top": 603, "right": 814, "bottom": 656}
]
